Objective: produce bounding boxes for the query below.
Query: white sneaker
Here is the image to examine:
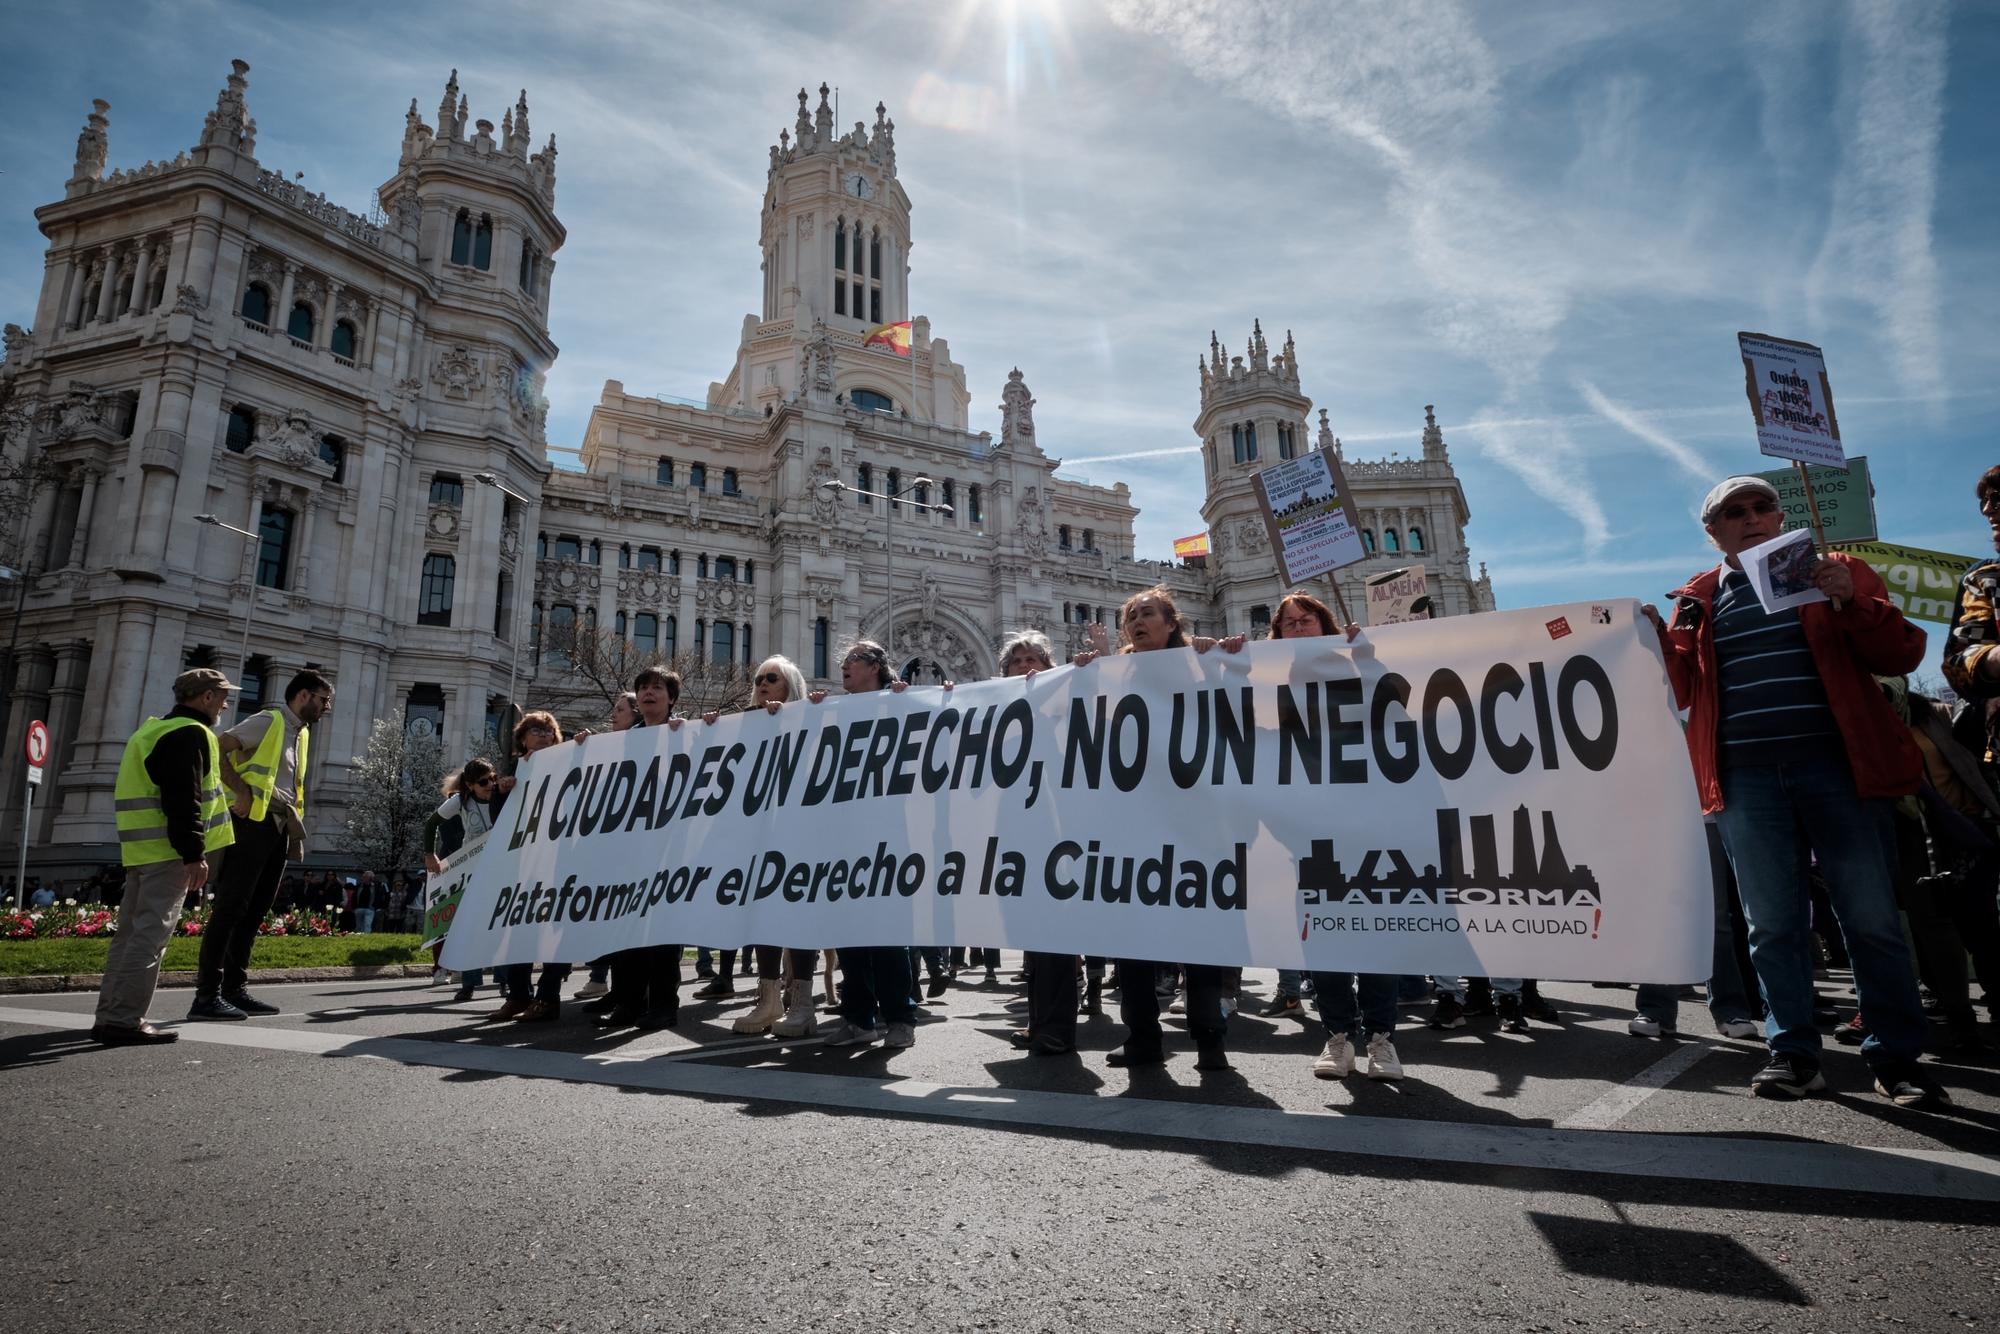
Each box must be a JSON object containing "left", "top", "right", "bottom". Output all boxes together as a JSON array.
[
  {"left": 884, "top": 1022, "right": 916, "bottom": 1048},
  {"left": 1717, "top": 1018, "right": 1761, "bottom": 1039},
  {"left": 1365, "top": 1034, "right": 1403, "bottom": 1080},
  {"left": 1313, "top": 1034, "right": 1355, "bottom": 1079},
  {"left": 575, "top": 979, "right": 609, "bottom": 1000},
  {"left": 1628, "top": 1015, "right": 1664, "bottom": 1037},
  {"left": 821, "top": 1019, "right": 884, "bottom": 1047}
]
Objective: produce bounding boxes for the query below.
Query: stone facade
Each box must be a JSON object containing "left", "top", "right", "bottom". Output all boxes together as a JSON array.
[{"left": 0, "top": 71, "right": 1491, "bottom": 871}]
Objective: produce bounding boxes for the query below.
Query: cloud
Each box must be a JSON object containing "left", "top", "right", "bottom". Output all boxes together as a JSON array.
[
  {"left": 1807, "top": 3, "right": 1948, "bottom": 402},
  {"left": 1572, "top": 379, "right": 1711, "bottom": 481}
]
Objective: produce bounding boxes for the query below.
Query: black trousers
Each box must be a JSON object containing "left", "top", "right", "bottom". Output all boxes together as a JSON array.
[
  {"left": 196, "top": 809, "right": 287, "bottom": 996},
  {"left": 609, "top": 945, "right": 682, "bottom": 1019},
  {"left": 1025, "top": 951, "right": 1077, "bottom": 1048},
  {"left": 1116, "top": 959, "right": 1228, "bottom": 1058}
]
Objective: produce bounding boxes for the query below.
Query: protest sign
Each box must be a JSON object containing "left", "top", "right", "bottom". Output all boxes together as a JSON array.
[
  {"left": 1739, "top": 528, "right": 1828, "bottom": 614},
  {"left": 1739, "top": 332, "right": 1844, "bottom": 468},
  {"left": 1251, "top": 448, "right": 1366, "bottom": 583},
  {"left": 1756, "top": 457, "right": 1876, "bottom": 545},
  {"left": 1840, "top": 540, "right": 1976, "bottom": 625},
  {"left": 439, "top": 603, "right": 1710, "bottom": 984},
  {"left": 421, "top": 829, "right": 488, "bottom": 949},
  {"left": 1365, "top": 565, "right": 1432, "bottom": 626}
]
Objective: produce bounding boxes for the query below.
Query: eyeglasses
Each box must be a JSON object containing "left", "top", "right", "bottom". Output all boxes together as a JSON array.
[
  {"left": 755, "top": 672, "right": 783, "bottom": 685},
  {"left": 310, "top": 692, "right": 333, "bottom": 706},
  {"left": 523, "top": 725, "right": 555, "bottom": 738},
  {"left": 1717, "top": 498, "right": 1778, "bottom": 521},
  {"left": 471, "top": 777, "right": 495, "bottom": 788}
]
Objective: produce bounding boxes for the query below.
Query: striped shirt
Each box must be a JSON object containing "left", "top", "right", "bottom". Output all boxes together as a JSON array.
[{"left": 1712, "top": 568, "right": 1841, "bottom": 766}]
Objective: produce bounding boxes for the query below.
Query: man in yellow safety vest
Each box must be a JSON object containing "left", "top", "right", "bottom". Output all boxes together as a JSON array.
[
  {"left": 91, "top": 668, "right": 238, "bottom": 1044},
  {"left": 189, "top": 669, "right": 334, "bottom": 1020}
]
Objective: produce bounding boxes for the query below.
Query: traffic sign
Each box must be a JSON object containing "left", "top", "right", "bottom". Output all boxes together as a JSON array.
[{"left": 24, "top": 719, "right": 47, "bottom": 786}]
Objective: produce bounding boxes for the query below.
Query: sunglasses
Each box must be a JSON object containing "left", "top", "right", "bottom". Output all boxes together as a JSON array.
[
  {"left": 755, "top": 672, "right": 783, "bottom": 685},
  {"left": 471, "top": 777, "right": 495, "bottom": 787},
  {"left": 1718, "top": 498, "right": 1778, "bottom": 521}
]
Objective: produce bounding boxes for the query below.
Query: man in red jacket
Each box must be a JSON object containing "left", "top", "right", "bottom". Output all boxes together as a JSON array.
[{"left": 1647, "top": 474, "right": 1945, "bottom": 1109}]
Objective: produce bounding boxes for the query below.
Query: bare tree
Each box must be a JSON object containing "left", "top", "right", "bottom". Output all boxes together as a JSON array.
[
  {"left": 526, "top": 621, "right": 753, "bottom": 735},
  {"left": 338, "top": 709, "right": 448, "bottom": 877},
  {"left": 0, "top": 372, "right": 63, "bottom": 574}
]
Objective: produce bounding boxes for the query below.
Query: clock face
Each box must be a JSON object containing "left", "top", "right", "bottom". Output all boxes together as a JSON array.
[{"left": 845, "top": 172, "right": 872, "bottom": 200}]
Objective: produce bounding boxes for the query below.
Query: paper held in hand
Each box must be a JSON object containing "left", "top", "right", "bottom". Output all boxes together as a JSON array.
[
  {"left": 1250, "top": 448, "right": 1367, "bottom": 583},
  {"left": 1740, "top": 527, "right": 1829, "bottom": 614},
  {"left": 1738, "top": 332, "right": 1845, "bottom": 469}
]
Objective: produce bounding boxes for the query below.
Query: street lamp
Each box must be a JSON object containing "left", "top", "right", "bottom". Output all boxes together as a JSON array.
[
  {"left": 474, "top": 473, "right": 531, "bottom": 723},
  {"left": 817, "top": 476, "right": 953, "bottom": 661},
  {"left": 195, "top": 513, "right": 260, "bottom": 687}
]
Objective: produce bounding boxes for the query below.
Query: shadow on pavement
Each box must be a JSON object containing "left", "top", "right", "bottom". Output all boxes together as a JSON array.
[{"left": 1527, "top": 1210, "right": 1810, "bottom": 1305}]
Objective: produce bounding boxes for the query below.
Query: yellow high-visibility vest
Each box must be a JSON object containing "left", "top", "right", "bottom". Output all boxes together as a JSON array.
[
  {"left": 114, "top": 716, "right": 235, "bottom": 867},
  {"left": 228, "top": 707, "right": 308, "bottom": 823}
]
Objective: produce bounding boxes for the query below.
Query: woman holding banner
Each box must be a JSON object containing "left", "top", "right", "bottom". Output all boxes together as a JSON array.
[
  {"left": 489, "top": 712, "right": 573, "bottom": 1024},
  {"left": 725, "top": 655, "right": 825, "bottom": 1038},
  {"left": 1266, "top": 593, "right": 1404, "bottom": 1079},
  {"left": 813, "top": 641, "right": 922, "bottom": 1050},
  {"left": 999, "top": 630, "right": 1083, "bottom": 1057},
  {"left": 423, "top": 757, "right": 501, "bottom": 1003},
  {"left": 1084, "top": 587, "right": 1243, "bottom": 1072}
]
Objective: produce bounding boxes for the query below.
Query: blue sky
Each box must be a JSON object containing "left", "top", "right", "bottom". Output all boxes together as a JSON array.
[{"left": 2, "top": 1, "right": 1993, "bottom": 678}]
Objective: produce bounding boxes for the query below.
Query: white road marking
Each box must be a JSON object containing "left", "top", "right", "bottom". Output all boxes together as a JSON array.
[
  {"left": 1558, "top": 1039, "right": 1715, "bottom": 1131},
  {"left": 6, "top": 1005, "right": 1995, "bottom": 1202}
]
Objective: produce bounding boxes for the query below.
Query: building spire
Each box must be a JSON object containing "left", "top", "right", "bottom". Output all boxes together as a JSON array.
[
  {"left": 513, "top": 89, "right": 531, "bottom": 155},
  {"left": 197, "top": 58, "right": 254, "bottom": 155},
  {"left": 439, "top": 69, "right": 460, "bottom": 139},
  {"left": 1422, "top": 403, "right": 1447, "bottom": 462},
  {"left": 815, "top": 81, "right": 834, "bottom": 140}
]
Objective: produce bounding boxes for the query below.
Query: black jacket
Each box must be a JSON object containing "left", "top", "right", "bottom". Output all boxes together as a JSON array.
[{"left": 145, "top": 705, "right": 217, "bottom": 865}]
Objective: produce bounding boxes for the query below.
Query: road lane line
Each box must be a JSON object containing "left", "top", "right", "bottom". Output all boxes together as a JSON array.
[
  {"left": 1558, "top": 1039, "right": 1714, "bottom": 1131},
  {"left": 6, "top": 1005, "right": 1995, "bottom": 1202}
]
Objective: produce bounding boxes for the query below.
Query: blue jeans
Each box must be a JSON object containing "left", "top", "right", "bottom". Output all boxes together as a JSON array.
[
  {"left": 1276, "top": 969, "right": 1304, "bottom": 1000},
  {"left": 1637, "top": 823, "right": 1763, "bottom": 1029},
  {"left": 1714, "top": 757, "right": 1926, "bottom": 1066},
  {"left": 1311, "top": 972, "right": 1397, "bottom": 1040}
]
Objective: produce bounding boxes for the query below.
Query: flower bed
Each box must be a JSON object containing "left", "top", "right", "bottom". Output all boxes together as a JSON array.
[{"left": 0, "top": 899, "right": 349, "bottom": 941}]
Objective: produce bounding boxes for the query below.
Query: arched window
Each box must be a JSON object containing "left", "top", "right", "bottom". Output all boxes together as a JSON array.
[
  {"left": 697, "top": 554, "right": 709, "bottom": 580},
  {"left": 1083, "top": 529, "right": 1096, "bottom": 552},
  {"left": 147, "top": 267, "right": 167, "bottom": 311},
  {"left": 856, "top": 463, "right": 872, "bottom": 501},
  {"left": 586, "top": 540, "right": 601, "bottom": 566},
  {"left": 1243, "top": 422, "right": 1258, "bottom": 461},
  {"left": 834, "top": 219, "right": 847, "bottom": 273},
  {"left": 1278, "top": 424, "right": 1295, "bottom": 460},
  {"left": 870, "top": 233, "right": 882, "bottom": 277},
  {"left": 256, "top": 505, "right": 293, "bottom": 590},
  {"left": 1383, "top": 528, "right": 1401, "bottom": 553},
  {"left": 714, "top": 556, "right": 736, "bottom": 582},
  {"left": 450, "top": 210, "right": 472, "bottom": 266},
  {"left": 1231, "top": 424, "right": 1245, "bottom": 465},
  {"left": 814, "top": 618, "right": 829, "bottom": 678},
  {"left": 968, "top": 485, "right": 982, "bottom": 524},
  {"left": 1408, "top": 527, "right": 1425, "bottom": 552},
  {"left": 722, "top": 468, "right": 739, "bottom": 496},
  {"left": 743, "top": 559, "right": 754, "bottom": 585},
  {"left": 693, "top": 618, "right": 706, "bottom": 662},
  {"left": 913, "top": 480, "right": 929, "bottom": 507},
  {"left": 669, "top": 549, "right": 681, "bottom": 575},
  {"left": 240, "top": 283, "right": 272, "bottom": 326},
  {"left": 1059, "top": 525, "right": 1072, "bottom": 550},
  {"left": 286, "top": 302, "right": 314, "bottom": 344},
  {"left": 617, "top": 543, "right": 631, "bottom": 569},
  {"left": 637, "top": 545, "right": 661, "bottom": 572},
  {"left": 1362, "top": 529, "right": 1376, "bottom": 554},
  {"left": 518, "top": 239, "right": 538, "bottom": 291},
  {"left": 225, "top": 405, "right": 256, "bottom": 454},
  {"left": 331, "top": 320, "right": 357, "bottom": 360},
  {"left": 711, "top": 620, "right": 734, "bottom": 664},
  {"left": 418, "top": 553, "right": 456, "bottom": 626},
  {"left": 614, "top": 610, "right": 627, "bottom": 639},
  {"left": 473, "top": 215, "right": 494, "bottom": 270},
  {"left": 851, "top": 389, "right": 895, "bottom": 414},
  {"left": 317, "top": 435, "right": 346, "bottom": 484},
  {"left": 887, "top": 468, "right": 901, "bottom": 511},
  {"left": 429, "top": 473, "right": 464, "bottom": 507}
]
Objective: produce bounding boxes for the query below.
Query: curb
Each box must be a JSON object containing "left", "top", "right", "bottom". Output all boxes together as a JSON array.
[{"left": 0, "top": 964, "right": 437, "bottom": 995}]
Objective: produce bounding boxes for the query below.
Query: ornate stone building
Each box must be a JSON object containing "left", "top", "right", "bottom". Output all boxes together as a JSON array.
[{"left": 0, "top": 69, "right": 1492, "bottom": 871}]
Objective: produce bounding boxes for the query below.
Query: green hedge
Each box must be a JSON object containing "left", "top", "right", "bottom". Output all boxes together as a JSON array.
[{"left": 0, "top": 933, "right": 431, "bottom": 977}]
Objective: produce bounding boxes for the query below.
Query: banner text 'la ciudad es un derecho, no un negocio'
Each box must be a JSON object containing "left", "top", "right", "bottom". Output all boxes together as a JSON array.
[{"left": 439, "top": 601, "right": 1710, "bottom": 984}]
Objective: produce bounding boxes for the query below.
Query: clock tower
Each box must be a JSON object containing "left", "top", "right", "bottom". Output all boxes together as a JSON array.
[{"left": 759, "top": 83, "right": 910, "bottom": 331}]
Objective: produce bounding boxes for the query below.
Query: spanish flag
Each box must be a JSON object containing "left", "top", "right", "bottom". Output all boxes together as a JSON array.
[
  {"left": 862, "top": 320, "right": 913, "bottom": 357},
  {"left": 1173, "top": 532, "right": 1210, "bottom": 559}
]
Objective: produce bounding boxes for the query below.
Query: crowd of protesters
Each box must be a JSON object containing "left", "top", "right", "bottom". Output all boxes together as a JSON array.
[{"left": 82, "top": 464, "right": 2000, "bottom": 1118}]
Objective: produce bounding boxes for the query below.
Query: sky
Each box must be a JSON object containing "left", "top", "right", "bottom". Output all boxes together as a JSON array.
[{"left": 1, "top": 0, "right": 1994, "bottom": 679}]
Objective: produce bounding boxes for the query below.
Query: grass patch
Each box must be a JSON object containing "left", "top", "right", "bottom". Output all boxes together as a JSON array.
[{"left": 0, "top": 934, "right": 430, "bottom": 977}]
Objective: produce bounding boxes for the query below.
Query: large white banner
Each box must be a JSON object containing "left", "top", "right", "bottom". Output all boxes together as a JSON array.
[{"left": 440, "top": 602, "right": 1711, "bottom": 983}]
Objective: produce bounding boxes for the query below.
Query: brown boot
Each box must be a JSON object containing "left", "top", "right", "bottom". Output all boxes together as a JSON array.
[{"left": 486, "top": 998, "right": 531, "bottom": 1023}]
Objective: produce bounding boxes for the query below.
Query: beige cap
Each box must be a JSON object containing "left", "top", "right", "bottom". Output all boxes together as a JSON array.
[
  {"left": 1700, "top": 475, "right": 1780, "bottom": 524},
  {"left": 172, "top": 667, "right": 241, "bottom": 697}
]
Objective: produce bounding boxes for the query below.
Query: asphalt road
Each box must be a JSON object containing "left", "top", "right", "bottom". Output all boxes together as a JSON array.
[{"left": 5, "top": 963, "right": 1997, "bottom": 1332}]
